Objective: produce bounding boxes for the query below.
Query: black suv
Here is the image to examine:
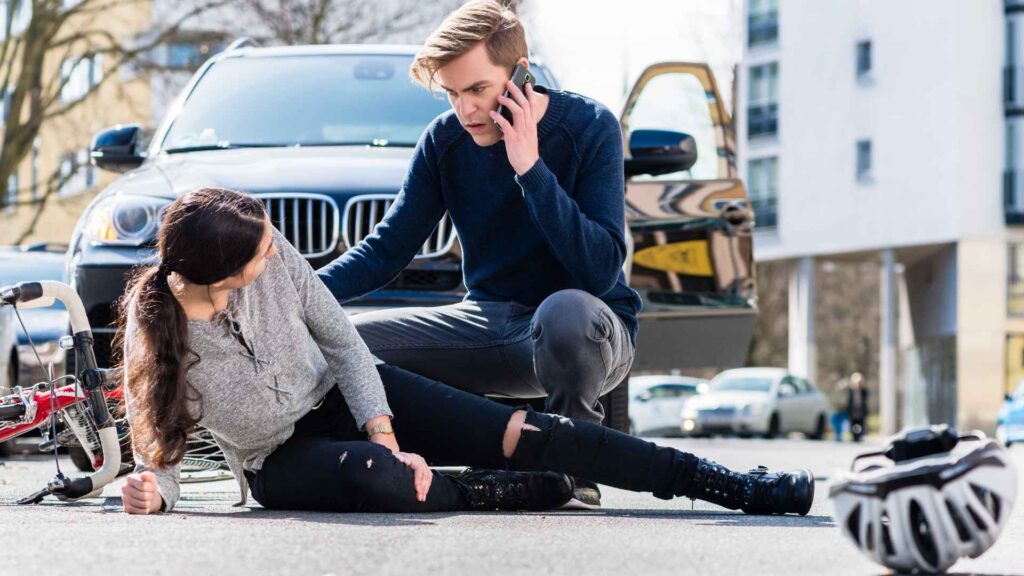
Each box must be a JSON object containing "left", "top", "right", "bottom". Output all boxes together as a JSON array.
[{"left": 71, "top": 45, "right": 756, "bottom": 431}]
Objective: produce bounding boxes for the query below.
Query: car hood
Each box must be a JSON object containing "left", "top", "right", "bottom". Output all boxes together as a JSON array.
[
  {"left": 685, "top": 391, "right": 770, "bottom": 410},
  {"left": 115, "top": 146, "right": 417, "bottom": 200},
  {"left": 15, "top": 308, "right": 70, "bottom": 344}
]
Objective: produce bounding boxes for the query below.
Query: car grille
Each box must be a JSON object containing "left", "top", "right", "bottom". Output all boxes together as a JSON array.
[
  {"left": 256, "top": 193, "right": 340, "bottom": 259},
  {"left": 698, "top": 407, "right": 737, "bottom": 417},
  {"left": 343, "top": 195, "right": 456, "bottom": 259}
]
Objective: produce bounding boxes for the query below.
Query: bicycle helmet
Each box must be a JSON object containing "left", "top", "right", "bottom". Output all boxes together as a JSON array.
[{"left": 829, "top": 425, "right": 1017, "bottom": 573}]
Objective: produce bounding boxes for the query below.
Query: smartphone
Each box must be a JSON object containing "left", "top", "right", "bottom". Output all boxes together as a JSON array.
[{"left": 495, "top": 64, "right": 534, "bottom": 131}]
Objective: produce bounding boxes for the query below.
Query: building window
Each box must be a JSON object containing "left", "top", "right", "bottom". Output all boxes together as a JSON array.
[
  {"left": 4, "top": 173, "right": 18, "bottom": 212},
  {"left": 856, "top": 40, "right": 872, "bottom": 78},
  {"left": 1, "top": 1, "right": 33, "bottom": 40},
  {"left": 1008, "top": 20, "right": 1016, "bottom": 66},
  {"left": 748, "top": 62, "right": 779, "bottom": 139},
  {"left": 57, "top": 148, "right": 96, "bottom": 198},
  {"left": 856, "top": 139, "right": 873, "bottom": 182},
  {"left": 1009, "top": 21, "right": 1021, "bottom": 108},
  {"left": 748, "top": 156, "right": 778, "bottom": 229},
  {"left": 1008, "top": 123, "right": 1022, "bottom": 219},
  {"left": 1010, "top": 243, "right": 1024, "bottom": 316},
  {"left": 166, "top": 40, "right": 223, "bottom": 70},
  {"left": 748, "top": 0, "right": 778, "bottom": 47},
  {"left": 60, "top": 53, "right": 103, "bottom": 103}
]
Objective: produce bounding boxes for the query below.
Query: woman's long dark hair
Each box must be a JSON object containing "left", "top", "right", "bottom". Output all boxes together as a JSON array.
[{"left": 116, "top": 187, "right": 266, "bottom": 468}]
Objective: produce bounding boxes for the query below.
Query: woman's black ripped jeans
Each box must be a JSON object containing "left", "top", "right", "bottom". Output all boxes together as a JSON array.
[{"left": 247, "top": 364, "right": 702, "bottom": 513}]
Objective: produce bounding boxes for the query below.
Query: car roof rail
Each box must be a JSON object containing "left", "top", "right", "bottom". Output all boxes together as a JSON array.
[{"left": 225, "top": 37, "right": 259, "bottom": 52}]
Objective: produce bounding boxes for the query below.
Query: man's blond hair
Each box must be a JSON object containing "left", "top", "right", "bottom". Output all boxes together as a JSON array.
[{"left": 410, "top": 0, "right": 528, "bottom": 91}]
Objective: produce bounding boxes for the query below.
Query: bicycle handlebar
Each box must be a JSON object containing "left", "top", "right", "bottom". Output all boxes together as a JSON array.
[{"left": 2, "top": 281, "right": 91, "bottom": 334}]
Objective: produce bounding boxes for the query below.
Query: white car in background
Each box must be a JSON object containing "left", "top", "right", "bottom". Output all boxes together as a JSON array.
[
  {"left": 0, "top": 296, "right": 17, "bottom": 455},
  {"left": 0, "top": 302, "right": 15, "bottom": 396},
  {"left": 680, "top": 367, "right": 830, "bottom": 439},
  {"left": 629, "top": 374, "right": 707, "bottom": 436}
]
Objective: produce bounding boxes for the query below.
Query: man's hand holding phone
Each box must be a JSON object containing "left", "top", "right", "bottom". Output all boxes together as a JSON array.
[{"left": 490, "top": 79, "right": 541, "bottom": 176}]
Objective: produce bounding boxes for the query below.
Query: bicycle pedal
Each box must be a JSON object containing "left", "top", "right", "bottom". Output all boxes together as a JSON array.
[{"left": 17, "top": 487, "right": 50, "bottom": 505}]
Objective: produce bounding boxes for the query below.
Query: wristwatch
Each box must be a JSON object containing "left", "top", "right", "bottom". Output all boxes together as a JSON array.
[{"left": 366, "top": 421, "right": 394, "bottom": 436}]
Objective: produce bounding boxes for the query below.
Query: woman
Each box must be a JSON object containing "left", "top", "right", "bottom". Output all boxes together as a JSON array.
[{"left": 119, "top": 188, "right": 814, "bottom": 516}]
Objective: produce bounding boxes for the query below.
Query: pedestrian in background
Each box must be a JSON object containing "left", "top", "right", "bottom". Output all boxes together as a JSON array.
[
  {"left": 846, "top": 372, "right": 869, "bottom": 442},
  {"left": 830, "top": 378, "right": 849, "bottom": 442}
]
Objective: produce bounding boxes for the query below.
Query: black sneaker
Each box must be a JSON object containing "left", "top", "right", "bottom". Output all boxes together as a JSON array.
[
  {"left": 454, "top": 469, "right": 573, "bottom": 511},
  {"left": 686, "top": 460, "right": 814, "bottom": 516},
  {"left": 558, "top": 477, "right": 602, "bottom": 510}
]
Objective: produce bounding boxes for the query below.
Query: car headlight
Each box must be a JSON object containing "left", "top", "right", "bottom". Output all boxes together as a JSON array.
[
  {"left": 740, "top": 402, "right": 766, "bottom": 417},
  {"left": 18, "top": 341, "right": 65, "bottom": 365},
  {"left": 83, "top": 195, "right": 171, "bottom": 246}
]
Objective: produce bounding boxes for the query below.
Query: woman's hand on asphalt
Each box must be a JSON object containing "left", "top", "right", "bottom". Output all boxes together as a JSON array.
[
  {"left": 122, "top": 471, "right": 163, "bottom": 514},
  {"left": 393, "top": 451, "right": 432, "bottom": 502}
]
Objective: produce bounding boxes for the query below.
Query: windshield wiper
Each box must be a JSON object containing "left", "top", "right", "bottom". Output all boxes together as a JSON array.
[
  {"left": 164, "top": 142, "right": 289, "bottom": 154},
  {"left": 164, "top": 141, "right": 418, "bottom": 154},
  {"left": 295, "top": 141, "right": 418, "bottom": 148}
]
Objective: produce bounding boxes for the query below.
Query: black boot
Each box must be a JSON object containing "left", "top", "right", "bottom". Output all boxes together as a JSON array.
[
  {"left": 452, "top": 469, "right": 573, "bottom": 511},
  {"left": 508, "top": 408, "right": 813, "bottom": 515},
  {"left": 684, "top": 460, "right": 815, "bottom": 516}
]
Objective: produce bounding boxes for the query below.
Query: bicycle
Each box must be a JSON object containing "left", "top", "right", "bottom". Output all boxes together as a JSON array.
[
  {"left": 1, "top": 280, "right": 233, "bottom": 505},
  {"left": 0, "top": 280, "right": 123, "bottom": 504}
]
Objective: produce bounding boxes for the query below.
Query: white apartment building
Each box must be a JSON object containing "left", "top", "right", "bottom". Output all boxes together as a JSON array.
[{"left": 737, "top": 0, "right": 1022, "bottom": 433}]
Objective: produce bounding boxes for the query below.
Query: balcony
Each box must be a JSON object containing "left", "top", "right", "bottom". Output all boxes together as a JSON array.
[
  {"left": 748, "top": 12, "right": 778, "bottom": 47},
  {"left": 747, "top": 104, "right": 778, "bottom": 139},
  {"left": 750, "top": 196, "right": 778, "bottom": 230},
  {"left": 1006, "top": 170, "right": 1024, "bottom": 224},
  {"left": 1006, "top": 66, "right": 1024, "bottom": 112}
]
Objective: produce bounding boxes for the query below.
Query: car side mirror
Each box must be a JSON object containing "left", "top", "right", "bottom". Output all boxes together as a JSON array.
[
  {"left": 778, "top": 387, "right": 794, "bottom": 398},
  {"left": 624, "top": 129, "right": 697, "bottom": 178},
  {"left": 91, "top": 124, "right": 145, "bottom": 173},
  {"left": 637, "top": 391, "right": 653, "bottom": 402}
]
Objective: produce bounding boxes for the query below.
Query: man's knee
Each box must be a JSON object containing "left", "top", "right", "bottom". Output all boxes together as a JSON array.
[{"left": 532, "top": 289, "right": 612, "bottom": 357}]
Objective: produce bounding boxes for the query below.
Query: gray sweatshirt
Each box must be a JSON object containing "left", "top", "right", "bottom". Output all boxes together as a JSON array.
[{"left": 124, "top": 229, "right": 393, "bottom": 512}]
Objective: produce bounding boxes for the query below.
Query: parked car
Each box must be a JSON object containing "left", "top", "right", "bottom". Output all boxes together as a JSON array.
[
  {"left": 0, "top": 247, "right": 70, "bottom": 388},
  {"left": 997, "top": 379, "right": 1024, "bottom": 447},
  {"left": 628, "top": 374, "right": 706, "bottom": 436},
  {"left": 0, "top": 287, "right": 15, "bottom": 396},
  {"left": 71, "top": 42, "right": 756, "bottom": 432},
  {"left": 680, "top": 367, "right": 830, "bottom": 439}
]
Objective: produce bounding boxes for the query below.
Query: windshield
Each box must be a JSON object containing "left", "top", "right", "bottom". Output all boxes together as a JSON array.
[
  {"left": 0, "top": 255, "right": 67, "bottom": 311},
  {"left": 712, "top": 376, "right": 773, "bottom": 393},
  {"left": 161, "top": 54, "right": 452, "bottom": 151}
]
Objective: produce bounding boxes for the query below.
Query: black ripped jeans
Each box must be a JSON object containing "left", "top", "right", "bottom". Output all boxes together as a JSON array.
[{"left": 246, "top": 364, "right": 700, "bottom": 512}]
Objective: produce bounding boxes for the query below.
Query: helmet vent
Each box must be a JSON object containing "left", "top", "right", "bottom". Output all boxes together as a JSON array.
[
  {"left": 966, "top": 504, "right": 989, "bottom": 532},
  {"left": 847, "top": 504, "right": 862, "bottom": 547},
  {"left": 944, "top": 498, "right": 972, "bottom": 542},
  {"left": 909, "top": 499, "right": 939, "bottom": 569},
  {"left": 880, "top": 512, "right": 895, "bottom": 557},
  {"left": 970, "top": 482, "right": 1001, "bottom": 524},
  {"left": 865, "top": 521, "right": 875, "bottom": 552}
]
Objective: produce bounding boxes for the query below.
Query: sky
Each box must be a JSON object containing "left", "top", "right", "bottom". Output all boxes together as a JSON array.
[{"left": 524, "top": 0, "right": 744, "bottom": 115}]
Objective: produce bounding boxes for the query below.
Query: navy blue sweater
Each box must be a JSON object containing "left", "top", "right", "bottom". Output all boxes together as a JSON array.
[{"left": 317, "top": 88, "right": 642, "bottom": 341}]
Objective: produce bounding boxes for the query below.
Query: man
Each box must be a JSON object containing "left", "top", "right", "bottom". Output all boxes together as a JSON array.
[
  {"left": 317, "top": 0, "right": 641, "bottom": 508},
  {"left": 846, "top": 372, "right": 869, "bottom": 443}
]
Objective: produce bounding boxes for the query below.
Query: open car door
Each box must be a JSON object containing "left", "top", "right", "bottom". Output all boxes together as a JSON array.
[{"left": 620, "top": 62, "right": 756, "bottom": 373}]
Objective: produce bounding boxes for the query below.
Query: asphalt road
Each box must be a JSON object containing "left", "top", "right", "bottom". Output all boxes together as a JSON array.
[{"left": 1, "top": 437, "right": 1021, "bottom": 576}]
